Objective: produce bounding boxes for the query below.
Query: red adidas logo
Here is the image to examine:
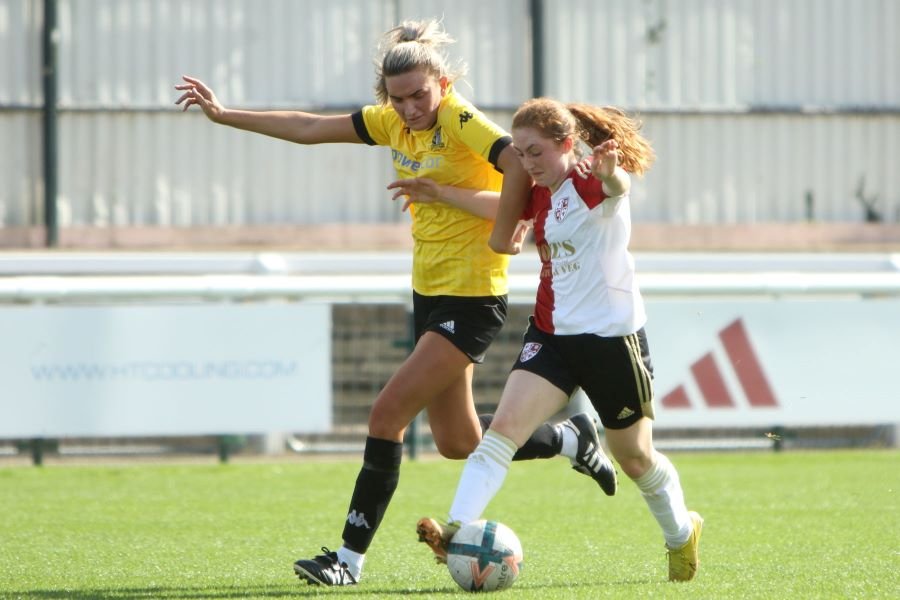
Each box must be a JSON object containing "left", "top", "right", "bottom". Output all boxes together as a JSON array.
[{"left": 661, "top": 318, "right": 779, "bottom": 409}]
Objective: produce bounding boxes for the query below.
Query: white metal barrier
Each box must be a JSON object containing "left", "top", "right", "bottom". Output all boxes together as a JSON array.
[
  {"left": 2, "top": 271, "right": 900, "bottom": 304},
  {"left": 2, "top": 252, "right": 899, "bottom": 303},
  {"left": 2, "top": 252, "right": 899, "bottom": 455},
  {"left": 1, "top": 251, "right": 899, "bottom": 276}
]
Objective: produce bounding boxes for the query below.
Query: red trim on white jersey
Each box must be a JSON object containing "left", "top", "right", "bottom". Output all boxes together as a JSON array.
[{"left": 523, "top": 172, "right": 646, "bottom": 336}]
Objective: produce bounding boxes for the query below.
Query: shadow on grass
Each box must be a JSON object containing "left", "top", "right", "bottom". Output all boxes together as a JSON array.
[
  {"left": 7, "top": 585, "right": 458, "bottom": 599},
  {"left": 9, "top": 578, "right": 658, "bottom": 599},
  {"left": 5, "top": 587, "right": 296, "bottom": 600}
]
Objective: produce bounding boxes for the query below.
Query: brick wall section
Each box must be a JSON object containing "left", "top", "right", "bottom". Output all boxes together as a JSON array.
[
  {"left": 331, "top": 304, "right": 534, "bottom": 426},
  {"left": 3, "top": 223, "right": 900, "bottom": 251}
]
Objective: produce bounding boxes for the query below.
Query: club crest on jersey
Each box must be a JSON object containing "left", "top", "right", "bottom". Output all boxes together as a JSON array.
[
  {"left": 519, "top": 342, "right": 542, "bottom": 362},
  {"left": 554, "top": 196, "right": 570, "bottom": 222},
  {"left": 430, "top": 127, "right": 445, "bottom": 150}
]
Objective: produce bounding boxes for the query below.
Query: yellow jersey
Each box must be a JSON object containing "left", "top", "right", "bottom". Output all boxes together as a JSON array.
[{"left": 352, "top": 91, "right": 511, "bottom": 296}]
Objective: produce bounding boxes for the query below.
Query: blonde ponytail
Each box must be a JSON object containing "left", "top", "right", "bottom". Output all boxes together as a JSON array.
[{"left": 374, "top": 19, "right": 467, "bottom": 104}]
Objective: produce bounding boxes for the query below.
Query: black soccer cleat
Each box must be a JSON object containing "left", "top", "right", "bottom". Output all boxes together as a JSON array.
[
  {"left": 293, "top": 547, "right": 358, "bottom": 586},
  {"left": 564, "top": 413, "right": 618, "bottom": 496}
]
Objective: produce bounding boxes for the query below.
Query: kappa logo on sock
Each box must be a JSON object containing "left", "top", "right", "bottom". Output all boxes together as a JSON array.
[
  {"left": 346, "top": 510, "right": 372, "bottom": 529},
  {"left": 439, "top": 320, "right": 455, "bottom": 334},
  {"left": 519, "top": 342, "right": 542, "bottom": 362}
]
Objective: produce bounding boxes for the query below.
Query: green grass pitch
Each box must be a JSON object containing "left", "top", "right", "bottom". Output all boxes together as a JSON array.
[{"left": 1, "top": 450, "right": 898, "bottom": 599}]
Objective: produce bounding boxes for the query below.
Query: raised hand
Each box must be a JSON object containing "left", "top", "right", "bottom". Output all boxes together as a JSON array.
[
  {"left": 590, "top": 139, "right": 619, "bottom": 181},
  {"left": 573, "top": 155, "right": 593, "bottom": 179},
  {"left": 174, "top": 76, "right": 225, "bottom": 122}
]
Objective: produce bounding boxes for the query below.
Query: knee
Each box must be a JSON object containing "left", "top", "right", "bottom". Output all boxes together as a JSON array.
[
  {"left": 433, "top": 435, "right": 479, "bottom": 460},
  {"left": 615, "top": 452, "right": 654, "bottom": 480},
  {"left": 367, "top": 407, "right": 405, "bottom": 443},
  {"left": 436, "top": 445, "right": 470, "bottom": 460}
]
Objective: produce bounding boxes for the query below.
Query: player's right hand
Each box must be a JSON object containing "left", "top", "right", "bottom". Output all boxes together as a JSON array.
[
  {"left": 387, "top": 177, "right": 443, "bottom": 212},
  {"left": 174, "top": 76, "right": 225, "bottom": 122}
]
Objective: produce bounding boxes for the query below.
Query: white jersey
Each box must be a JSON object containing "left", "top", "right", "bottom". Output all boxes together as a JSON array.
[{"left": 522, "top": 171, "right": 646, "bottom": 336}]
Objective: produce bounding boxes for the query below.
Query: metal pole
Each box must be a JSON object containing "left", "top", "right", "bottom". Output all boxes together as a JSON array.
[
  {"left": 218, "top": 436, "right": 231, "bottom": 463},
  {"left": 42, "top": 0, "right": 59, "bottom": 247},
  {"left": 402, "top": 309, "right": 420, "bottom": 460},
  {"left": 31, "top": 438, "right": 45, "bottom": 466},
  {"left": 529, "top": 0, "right": 545, "bottom": 98}
]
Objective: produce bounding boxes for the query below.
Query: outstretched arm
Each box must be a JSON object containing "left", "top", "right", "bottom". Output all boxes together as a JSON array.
[
  {"left": 174, "top": 75, "right": 360, "bottom": 144},
  {"left": 488, "top": 145, "right": 533, "bottom": 254},
  {"left": 386, "top": 178, "right": 500, "bottom": 220}
]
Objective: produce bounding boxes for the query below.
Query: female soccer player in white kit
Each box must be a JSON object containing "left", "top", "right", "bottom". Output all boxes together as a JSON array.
[{"left": 417, "top": 98, "right": 704, "bottom": 582}]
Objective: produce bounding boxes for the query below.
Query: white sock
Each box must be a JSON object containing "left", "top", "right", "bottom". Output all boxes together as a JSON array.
[
  {"left": 633, "top": 452, "right": 692, "bottom": 548},
  {"left": 558, "top": 422, "right": 578, "bottom": 459},
  {"left": 448, "top": 429, "right": 517, "bottom": 524},
  {"left": 336, "top": 546, "right": 365, "bottom": 581}
]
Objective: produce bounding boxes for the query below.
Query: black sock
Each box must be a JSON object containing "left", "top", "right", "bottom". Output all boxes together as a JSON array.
[
  {"left": 341, "top": 436, "right": 403, "bottom": 553},
  {"left": 478, "top": 414, "right": 562, "bottom": 460}
]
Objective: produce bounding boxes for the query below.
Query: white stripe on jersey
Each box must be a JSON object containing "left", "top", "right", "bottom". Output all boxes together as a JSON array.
[{"left": 529, "top": 173, "right": 646, "bottom": 336}]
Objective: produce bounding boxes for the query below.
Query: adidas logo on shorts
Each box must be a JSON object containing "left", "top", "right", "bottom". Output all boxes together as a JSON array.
[
  {"left": 617, "top": 407, "right": 635, "bottom": 420},
  {"left": 439, "top": 320, "right": 455, "bottom": 334}
]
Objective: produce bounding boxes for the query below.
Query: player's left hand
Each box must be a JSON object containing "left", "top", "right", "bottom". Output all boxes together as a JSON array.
[
  {"left": 591, "top": 139, "right": 619, "bottom": 180},
  {"left": 387, "top": 177, "right": 442, "bottom": 212},
  {"left": 508, "top": 220, "right": 532, "bottom": 255},
  {"left": 573, "top": 155, "right": 593, "bottom": 179}
]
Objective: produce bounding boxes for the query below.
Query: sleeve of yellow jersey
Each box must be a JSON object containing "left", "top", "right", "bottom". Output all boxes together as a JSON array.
[
  {"left": 439, "top": 93, "right": 512, "bottom": 171},
  {"left": 351, "top": 104, "right": 394, "bottom": 146}
]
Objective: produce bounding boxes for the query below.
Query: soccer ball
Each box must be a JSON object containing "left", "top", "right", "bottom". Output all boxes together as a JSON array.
[{"left": 446, "top": 520, "right": 523, "bottom": 592}]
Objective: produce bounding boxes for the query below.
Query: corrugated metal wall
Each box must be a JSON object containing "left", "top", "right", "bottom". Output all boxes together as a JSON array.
[
  {"left": 544, "top": 0, "right": 900, "bottom": 109},
  {"left": 59, "top": 0, "right": 393, "bottom": 109},
  {"left": 637, "top": 113, "right": 900, "bottom": 223},
  {"left": 0, "top": 112, "right": 42, "bottom": 227},
  {"left": 57, "top": 111, "right": 398, "bottom": 226},
  {"left": 41, "top": 111, "right": 900, "bottom": 227},
  {"left": 0, "top": 0, "right": 42, "bottom": 227},
  {"left": 37, "top": 0, "right": 530, "bottom": 109},
  {"left": 2, "top": 0, "right": 898, "bottom": 230}
]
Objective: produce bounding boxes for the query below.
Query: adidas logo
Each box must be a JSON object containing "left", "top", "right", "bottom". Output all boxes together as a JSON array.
[
  {"left": 579, "top": 447, "right": 602, "bottom": 472},
  {"left": 439, "top": 320, "right": 455, "bottom": 334},
  {"left": 346, "top": 510, "right": 371, "bottom": 529},
  {"left": 617, "top": 407, "right": 635, "bottom": 420},
  {"left": 662, "top": 318, "right": 778, "bottom": 410}
]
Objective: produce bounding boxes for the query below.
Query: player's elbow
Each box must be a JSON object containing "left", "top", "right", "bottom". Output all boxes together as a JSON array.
[{"left": 488, "top": 233, "right": 511, "bottom": 255}]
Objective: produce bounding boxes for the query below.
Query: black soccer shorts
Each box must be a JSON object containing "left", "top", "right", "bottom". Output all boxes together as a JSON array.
[
  {"left": 511, "top": 317, "right": 655, "bottom": 430},
  {"left": 413, "top": 291, "right": 508, "bottom": 364}
]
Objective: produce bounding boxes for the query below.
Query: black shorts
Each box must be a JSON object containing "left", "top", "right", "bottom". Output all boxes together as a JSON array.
[
  {"left": 511, "top": 318, "right": 655, "bottom": 430},
  {"left": 413, "top": 291, "right": 508, "bottom": 364}
]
